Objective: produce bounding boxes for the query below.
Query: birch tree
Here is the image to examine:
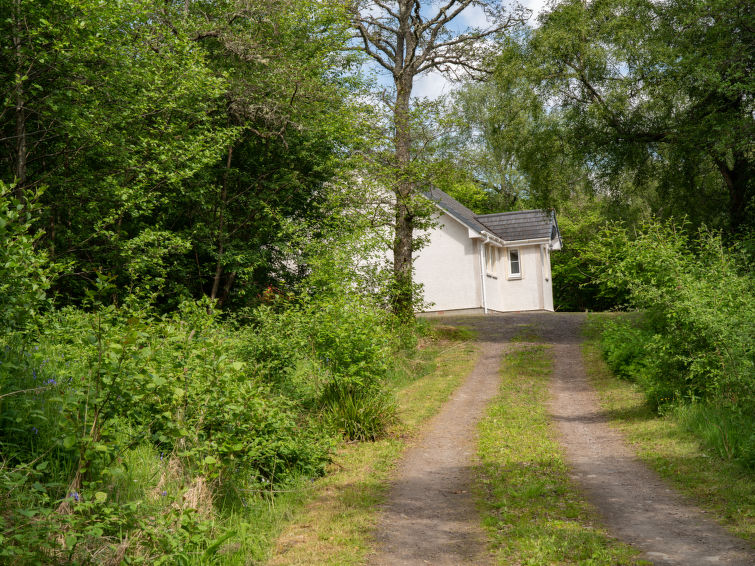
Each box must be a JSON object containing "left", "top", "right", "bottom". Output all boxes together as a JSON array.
[{"left": 349, "top": 0, "right": 527, "bottom": 320}]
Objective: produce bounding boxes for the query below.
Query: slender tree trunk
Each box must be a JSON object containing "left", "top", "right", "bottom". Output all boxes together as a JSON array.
[
  {"left": 13, "top": 0, "right": 27, "bottom": 192},
  {"left": 392, "top": 76, "right": 414, "bottom": 321},
  {"left": 210, "top": 146, "right": 233, "bottom": 301},
  {"left": 219, "top": 271, "right": 236, "bottom": 306},
  {"left": 716, "top": 153, "right": 753, "bottom": 233}
]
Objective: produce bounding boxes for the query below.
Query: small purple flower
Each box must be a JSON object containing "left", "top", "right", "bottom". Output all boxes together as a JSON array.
[
  {"left": 32, "top": 427, "right": 38, "bottom": 434},
  {"left": 45, "top": 378, "right": 56, "bottom": 386},
  {"left": 32, "top": 369, "right": 37, "bottom": 380},
  {"left": 69, "top": 491, "right": 80, "bottom": 502},
  {"left": 161, "top": 490, "right": 167, "bottom": 497}
]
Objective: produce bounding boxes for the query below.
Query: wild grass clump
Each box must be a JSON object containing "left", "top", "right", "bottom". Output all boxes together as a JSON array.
[
  {"left": 596, "top": 221, "right": 755, "bottom": 470},
  {"left": 319, "top": 381, "right": 397, "bottom": 441}
]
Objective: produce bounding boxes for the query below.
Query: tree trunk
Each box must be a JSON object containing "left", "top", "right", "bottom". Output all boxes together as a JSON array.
[
  {"left": 392, "top": 76, "right": 414, "bottom": 321},
  {"left": 13, "top": 0, "right": 27, "bottom": 192},
  {"left": 210, "top": 146, "right": 233, "bottom": 301},
  {"left": 716, "top": 153, "right": 753, "bottom": 233}
]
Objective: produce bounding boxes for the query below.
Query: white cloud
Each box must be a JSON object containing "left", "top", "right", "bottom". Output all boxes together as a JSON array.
[
  {"left": 459, "top": 5, "right": 489, "bottom": 28},
  {"left": 412, "top": 70, "right": 453, "bottom": 99},
  {"left": 520, "top": 0, "right": 549, "bottom": 24}
]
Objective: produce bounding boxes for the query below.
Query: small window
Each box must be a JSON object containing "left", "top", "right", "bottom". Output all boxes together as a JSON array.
[{"left": 509, "top": 249, "right": 521, "bottom": 278}]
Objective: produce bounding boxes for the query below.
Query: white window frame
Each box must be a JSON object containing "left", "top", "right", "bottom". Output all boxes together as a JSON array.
[{"left": 507, "top": 247, "right": 522, "bottom": 279}]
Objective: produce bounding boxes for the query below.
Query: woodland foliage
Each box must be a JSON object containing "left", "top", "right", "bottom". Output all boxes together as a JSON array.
[
  {"left": 0, "top": 1, "right": 405, "bottom": 563},
  {"left": 0, "top": 0, "right": 752, "bottom": 561}
]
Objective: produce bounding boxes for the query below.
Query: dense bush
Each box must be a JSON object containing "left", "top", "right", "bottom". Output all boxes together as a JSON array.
[
  {"left": 0, "top": 184, "right": 55, "bottom": 334},
  {"left": 0, "top": 293, "right": 411, "bottom": 562},
  {"left": 597, "top": 221, "right": 755, "bottom": 468}
]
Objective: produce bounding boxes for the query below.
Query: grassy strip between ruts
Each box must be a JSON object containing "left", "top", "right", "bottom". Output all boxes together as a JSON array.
[
  {"left": 475, "top": 340, "right": 647, "bottom": 565},
  {"left": 264, "top": 324, "right": 480, "bottom": 565},
  {"left": 582, "top": 314, "right": 755, "bottom": 542}
]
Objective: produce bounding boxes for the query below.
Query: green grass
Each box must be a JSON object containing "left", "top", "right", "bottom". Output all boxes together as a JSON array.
[
  {"left": 582, "top": 314, "right": 755, "bottom": 542},
  {"left": 475, "top": 341, "right": 646, "bottom": 565},
  {"left": 261, "top": 324, "right": 480, "bottom": 565}
]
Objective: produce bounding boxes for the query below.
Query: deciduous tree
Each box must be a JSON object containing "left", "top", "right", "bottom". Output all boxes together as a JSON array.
[{"left": 349, "top": 0, "right": 526, "bottom": 319}]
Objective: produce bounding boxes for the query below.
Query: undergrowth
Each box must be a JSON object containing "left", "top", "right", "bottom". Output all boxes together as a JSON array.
[
  {"left": 594, "top": 222, "right": 754, "bottom": 469},
  {"left": 0, "top": 293, "right": 417, "bottom": 564}
]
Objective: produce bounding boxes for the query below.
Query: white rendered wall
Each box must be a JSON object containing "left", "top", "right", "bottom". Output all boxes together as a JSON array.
[
  {"left": 542, "top": 245, "right": 554, "bottom": 311},
  {"left": 414, "top": 213, "right": 481, "bottom": 311},
  {"left": 499, "top": 244, "right": 547, "bottom": 312}
]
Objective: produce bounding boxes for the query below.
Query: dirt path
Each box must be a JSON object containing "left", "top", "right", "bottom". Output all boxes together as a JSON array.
[
  {"left": 371, "top": 312, "right": 753, "bottom": 566},
  {"left": 370, "top": 316, "right": 531, "bottom": 565},
  {"left": 541, "top": 312, "right": 753, "bottom": 566}
]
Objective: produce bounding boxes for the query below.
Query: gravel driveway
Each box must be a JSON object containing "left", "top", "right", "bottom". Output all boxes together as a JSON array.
[{"left": 370, "top": 312, "right": 753, "bottom": 566}]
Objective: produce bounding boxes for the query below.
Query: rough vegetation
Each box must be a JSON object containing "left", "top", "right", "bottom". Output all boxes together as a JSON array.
[{"left": 595, "top": 223, "right": 755, "bottom": 469}]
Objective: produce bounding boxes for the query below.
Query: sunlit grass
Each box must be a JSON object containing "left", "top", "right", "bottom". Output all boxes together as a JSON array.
[
  {"left": 475, "top": 341, "right": 646, "bottom": 565},
  {"left": 261, "top": 324, "right": 480, "bottom": 565}
]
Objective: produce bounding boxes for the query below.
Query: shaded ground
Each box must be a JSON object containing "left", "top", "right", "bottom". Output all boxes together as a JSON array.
[{"left": 370, "top": 312, "right": 754, "bottom": 566}]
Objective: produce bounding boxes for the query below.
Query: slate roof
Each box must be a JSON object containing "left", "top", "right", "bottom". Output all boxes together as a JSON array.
[
  {"left": 424, "top": 188, "right": 559, "bottom": 244},
  {"left": 477, "top": 210, "right": 555, "bottom": 241},
  {"left": 424, "top": 188, "right": 489, "bottom": 234}
]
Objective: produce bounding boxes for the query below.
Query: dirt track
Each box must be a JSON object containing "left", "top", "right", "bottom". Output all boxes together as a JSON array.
[{"left": 370, "top": 312, "right": 754, "bottom": 566}]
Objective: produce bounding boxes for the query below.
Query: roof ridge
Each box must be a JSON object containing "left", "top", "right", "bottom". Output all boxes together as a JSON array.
[{"left": 475, "top": 209, "right": 548, "bottom": 218}]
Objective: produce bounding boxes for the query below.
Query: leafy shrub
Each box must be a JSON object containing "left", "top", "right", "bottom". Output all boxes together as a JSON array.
[
  {"left": 596, "top": 221, "right": 754, "bottom": 469},
  {"left": 596, "top": 222, "right": 755, "bottom": 413},
  {"left": 600, "top": 320, "right": 679, "bottom": 410},
  {"left": 236, "top": 293, "right": 399, "bottom": 440},
  {"left": 600, "top": 319, "right": 651, "bottom": 381},
  {"left": 0, "top": 184, "right": 55, "bottom": 336},
  {"left": 0, "top": 299, "right": 336, "bottom": 563}
]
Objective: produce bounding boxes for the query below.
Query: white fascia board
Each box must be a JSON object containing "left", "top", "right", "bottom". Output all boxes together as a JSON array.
[
  {"left": 430, "top": 202, "right": 482, "bottom": 236},
  {"left": 502, "top": 237, "right": 550, "bottom": 247}
]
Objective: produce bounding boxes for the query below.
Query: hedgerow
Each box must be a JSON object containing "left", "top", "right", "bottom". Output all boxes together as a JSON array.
[{"left": 596, "top": 221, "right": 755, "bottom": 468}]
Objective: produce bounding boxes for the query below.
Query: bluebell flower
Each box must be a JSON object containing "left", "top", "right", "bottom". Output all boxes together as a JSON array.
[
  {"left": 45, "top": 378, "right": 56, "bottom": 386},
  {"left": 69, "top": 491, "right": 80, "bottom": 502},
  {"left": 32, "top": 369, "right": 37, "bottom": 380},
  {"left": 32, "top": 427, "right": 38, "bottom": 434},
  {"left": 161, "top": 490, "right": 167, "bottom": 497}
]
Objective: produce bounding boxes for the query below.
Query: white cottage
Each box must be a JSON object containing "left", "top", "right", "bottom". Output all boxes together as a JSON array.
[{"left": 415, "top": 188, "right": 562, "bottom": 314}]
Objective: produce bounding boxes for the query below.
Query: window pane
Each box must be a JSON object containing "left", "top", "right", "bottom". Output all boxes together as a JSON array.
[{"left": 510, "top": 250, "right": 520, "bottom": 276}]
